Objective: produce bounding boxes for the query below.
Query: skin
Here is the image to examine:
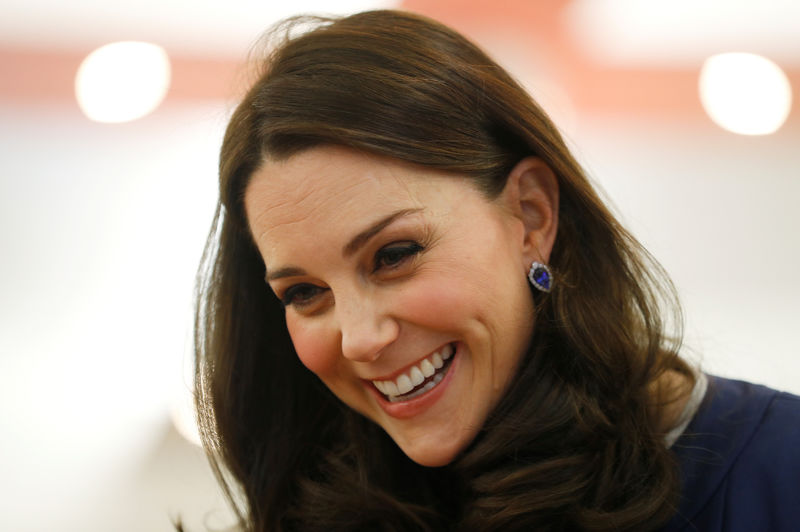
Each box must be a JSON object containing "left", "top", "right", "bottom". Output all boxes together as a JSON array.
[{"left": 245, "top": 146, "right": 559, "bottom": 466}]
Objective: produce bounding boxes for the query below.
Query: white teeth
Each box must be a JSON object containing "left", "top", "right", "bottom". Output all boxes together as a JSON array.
[
  {"left": 389, "top": 371, "right": 446, "bottom": 402},
  {"left": 441, "top": 344, "right": 454, "bottom": 360},
  {"left": 371, "top": 343, "right": 457, "bottom": 401},
  {"left": 396, "top": 374, "right": 413, "bottom": 395},
  {"left": 383, "top": 380, "right": 399, "bottom": 396},
  {"left": 410, "top": 366, "right": 425, "bottom": 386},
  {"left": 420, "top": 359, "right": 435, "bottom": 378}
]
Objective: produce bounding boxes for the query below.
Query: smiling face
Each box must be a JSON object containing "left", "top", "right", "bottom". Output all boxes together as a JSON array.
[{"left": 245, "top": 146, "right": 547, "bottom": 466}]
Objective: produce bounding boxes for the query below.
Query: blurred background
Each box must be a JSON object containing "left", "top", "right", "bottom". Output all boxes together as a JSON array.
[{"left": 1, "top": 1, "right": 798, "bottom": 530}]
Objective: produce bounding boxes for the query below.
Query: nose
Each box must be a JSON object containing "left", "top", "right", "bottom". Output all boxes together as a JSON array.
[{"left": 337, "top": 292, "right": 399, "bottom": 362}]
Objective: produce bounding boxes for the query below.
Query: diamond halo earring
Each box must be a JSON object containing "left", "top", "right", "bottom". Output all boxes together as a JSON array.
[{"left": 527, "top": 261, "right": 552, "bottom": 293}]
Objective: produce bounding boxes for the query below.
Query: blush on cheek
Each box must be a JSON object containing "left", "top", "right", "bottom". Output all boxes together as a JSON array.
[
  {"left": 286, "top": 318, "right": 338, "bottom": 375},
  {"left": 395, "top": 278, "right": 473, "bottom": 331}
]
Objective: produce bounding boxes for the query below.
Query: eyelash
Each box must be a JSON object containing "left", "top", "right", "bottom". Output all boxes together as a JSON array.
[
  {"left": 281, "top": 284, "right": 326, "bottom": 308},
  {"left": 280, "top": 241, "right": 424, "bottom": 308},
  {"left": 372, "top": 241, "right": 424, "bottom": 272}
]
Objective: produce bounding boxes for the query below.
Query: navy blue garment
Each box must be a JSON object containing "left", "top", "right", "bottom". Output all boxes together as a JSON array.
[{"left": 662, "top": 376, "right": 800, "bottom": 531}]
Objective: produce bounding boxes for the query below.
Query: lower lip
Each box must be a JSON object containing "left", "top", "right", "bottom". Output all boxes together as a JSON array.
[{"left": 370, "top": 344, "right": 460, "bottom": 419}]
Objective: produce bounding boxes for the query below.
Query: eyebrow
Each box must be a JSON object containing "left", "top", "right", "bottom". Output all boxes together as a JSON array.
[
  {"left": 264, "top": 208, "right": 422, "bottom": 282},
  {"left": 265, "top": 266, "right": 307, "bottom": 282}
]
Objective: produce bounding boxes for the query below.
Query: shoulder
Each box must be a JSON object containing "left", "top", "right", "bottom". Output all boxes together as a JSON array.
[
  {"left": 663, "top": 375, "right": 800, "bottom": 532},
  {"left": 709, "top": 377, "right": 800, "bottom": 492}
]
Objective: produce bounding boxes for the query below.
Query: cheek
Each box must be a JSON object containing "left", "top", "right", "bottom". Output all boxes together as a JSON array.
[
  {"left": 395, "top": 269, "right": 492, "bottom": 330},
  {"left": 286, "top": 316, "right": 339, "bottom": 376},
  {"left": 399, "top": 258, "right": 533, "bottom": 358}
]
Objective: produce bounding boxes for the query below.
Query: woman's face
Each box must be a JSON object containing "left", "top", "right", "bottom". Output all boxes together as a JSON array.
[{"left": 245, "top": 146, "right": 538, "bottom": 466}]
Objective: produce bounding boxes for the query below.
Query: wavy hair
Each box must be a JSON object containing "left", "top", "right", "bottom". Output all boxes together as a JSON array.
[{"left": 194, "top": 10, "right": 693, "bottom": 531}]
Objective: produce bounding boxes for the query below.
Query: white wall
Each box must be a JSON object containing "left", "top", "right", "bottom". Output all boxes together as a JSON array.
[
  {"left": 0, "top": 100, "right": 797, "bottom": 531},
  {"left": 0, "top": 102, "right": 235, "bottom": 531},
  {"left": 568, "top": 115, "right": 800, "bottom": 393}
]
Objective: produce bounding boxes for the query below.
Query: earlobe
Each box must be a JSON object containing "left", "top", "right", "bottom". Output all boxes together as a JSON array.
[{"left": 502, "top": 157, "right": 559, "bottom": 265}]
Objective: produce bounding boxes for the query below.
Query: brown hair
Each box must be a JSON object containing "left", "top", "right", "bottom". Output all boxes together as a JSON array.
[{"left": 195, "top": 10, "right": 693, "bottom": 531}]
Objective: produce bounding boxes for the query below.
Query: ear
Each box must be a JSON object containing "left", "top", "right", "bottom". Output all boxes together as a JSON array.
[{"left": 499, "top": 157, "right": 559, "bottom": 268}]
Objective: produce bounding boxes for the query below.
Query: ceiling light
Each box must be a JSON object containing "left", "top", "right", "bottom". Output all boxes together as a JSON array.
[
  {"left": 699, "top": 52, "right": 792, "bottom": 135},
  {"left": 75, "top": 41, "right": 171, "bottom": 123}
]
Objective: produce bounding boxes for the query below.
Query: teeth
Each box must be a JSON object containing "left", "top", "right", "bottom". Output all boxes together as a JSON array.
[
  {"left": 441, "top": 343, "right": 454, "bottom": 360},
  {"left": 410, "top": 366, "right": 425, "bottom": 386},
  {"left": 389, "top": 371, "right": 446, "bottom": 402},
  {"left": 384, "top": 380, "right": 399, "bottom": 396},
  {"left": 396, "top": 374, "right": 413, "bottom": 395},
  {"left": 420, "top": 359, "right": 435, "bottom": 378},
  {"left": 372, "top": 343, "right": 456, "bottom": 402}
]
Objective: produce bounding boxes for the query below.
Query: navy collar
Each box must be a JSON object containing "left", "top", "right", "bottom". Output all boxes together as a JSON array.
[{"left": 662, "top": 376, "right": 777, "bottom": 531}]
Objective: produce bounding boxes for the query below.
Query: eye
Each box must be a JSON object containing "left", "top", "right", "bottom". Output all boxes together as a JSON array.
[
  {"left": 373, "top": 242, "right": 423, "bottom": 272},
  {"left": 281, "top": 283, "right": 327, "bottom": 308}
]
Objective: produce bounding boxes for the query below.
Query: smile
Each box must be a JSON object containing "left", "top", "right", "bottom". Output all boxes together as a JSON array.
[{"left": 372, "top": 343, "right": 455, "bottom": 402}]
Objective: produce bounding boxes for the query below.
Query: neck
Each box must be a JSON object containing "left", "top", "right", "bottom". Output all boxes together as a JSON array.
[{"left": 651, "top": 368, "right": 695, "bottom": 435}]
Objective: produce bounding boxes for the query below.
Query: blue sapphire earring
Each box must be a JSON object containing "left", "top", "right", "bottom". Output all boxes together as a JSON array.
[{"left": 527, "top": 261, "right": 552, "bottom": 293}]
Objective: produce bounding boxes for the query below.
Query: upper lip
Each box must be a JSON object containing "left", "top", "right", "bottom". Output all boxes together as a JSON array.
[{"left": 361, "top": 342, "right": 453, "bottom": 382}]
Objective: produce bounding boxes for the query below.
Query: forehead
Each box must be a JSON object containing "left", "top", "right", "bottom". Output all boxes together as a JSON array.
[
  {"left": 244, "top": 147, "right": 442, "bottom": 256},
  {"left": 249, "top": 148, "right": 412, "bottom": 215}
]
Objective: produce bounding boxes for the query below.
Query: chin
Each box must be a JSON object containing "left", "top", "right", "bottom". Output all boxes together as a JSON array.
[
  {"left": 394, "top": 431, "right": 473, "bottom": 468},
  {"left": 405, "top": 447, "right": 461, "bottom": 468}
]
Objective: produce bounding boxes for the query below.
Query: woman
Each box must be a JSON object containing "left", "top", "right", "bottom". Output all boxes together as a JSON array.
[{"left": 193, "top": 10, "right": 799, "bottom": 531}]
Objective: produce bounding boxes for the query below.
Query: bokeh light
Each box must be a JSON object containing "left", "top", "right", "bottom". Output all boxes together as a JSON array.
[
  {"left": 75, "top": 41, "right": 171, "bottom": 123},
  {"left": 699, "top": 52, "right": 792, "bottom": 135}
]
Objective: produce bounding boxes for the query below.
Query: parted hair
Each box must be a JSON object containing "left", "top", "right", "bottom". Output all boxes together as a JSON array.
[{"left": 193, "top": 10, "right": 693, "bottom": 532}]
